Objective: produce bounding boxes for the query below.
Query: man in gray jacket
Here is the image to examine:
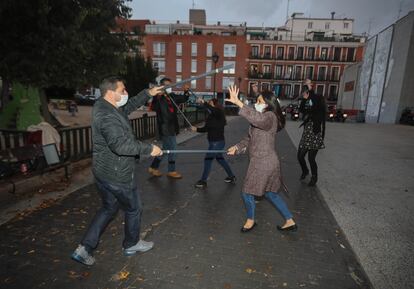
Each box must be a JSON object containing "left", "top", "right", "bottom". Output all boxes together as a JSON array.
[{"left": 72, "top": 76, "right": 163, "bottom": 266}]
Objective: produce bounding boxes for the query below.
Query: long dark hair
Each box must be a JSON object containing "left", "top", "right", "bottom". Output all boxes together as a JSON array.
[
  {"left": 210, "top": 98, "right": 223, "bottom": 110},
  {"left": 261, "top": 90, "right": 285, "bottom": 132}
]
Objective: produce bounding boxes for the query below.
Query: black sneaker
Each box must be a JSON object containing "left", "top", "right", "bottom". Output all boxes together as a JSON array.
[
  {"left": 195, "top": 180, "right": 207, "bottom": 188},
  {"left": 224, "top": 176, "right": 236, "bottom": 183}
]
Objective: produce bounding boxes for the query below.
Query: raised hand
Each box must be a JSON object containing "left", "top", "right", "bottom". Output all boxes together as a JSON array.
[
  {"left": 148, "top": 86, "right": 164, "bottom": 96},
  {"left": 226, "top": 85, "right": 243, "bottom": 107}
]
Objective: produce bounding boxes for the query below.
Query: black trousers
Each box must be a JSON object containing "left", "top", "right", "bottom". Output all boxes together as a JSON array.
[
  {"left": 81, "top": 177, "right": 142, "bottom": 252},
  {"left": 297, "top": 148, "right": 319, "bottom": 177}
]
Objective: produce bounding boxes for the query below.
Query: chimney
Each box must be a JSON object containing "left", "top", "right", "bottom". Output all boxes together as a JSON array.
[
  {"left": 217, "top": 21, "right": 221, "bottom": 26},
  {"left": 331, "top": 12, "right": 335, "bottom": 19},
  {"left": 177, "top": 20, "right": 180, "bottom": 24}
]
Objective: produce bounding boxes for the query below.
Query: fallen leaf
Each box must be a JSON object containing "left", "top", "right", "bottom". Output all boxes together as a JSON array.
[
  {"left": 113, "top": 270, "right": 130, "bottom": 281},
  {"left": 283, "top": 282, "right": 288, "bottom": 287},
  {"left": 27, "top": 250, "right": 35, "bottom": 254},
  {"left": 224, "top": 283, "right": 232, "bottom": 289},
  {"left": 339, "top": 243, "right": 346, "bottom": 249},
  {"left": 245, "top": 268, "right": 255, "bottom": 274},
  {"left": 209, "top": 236, "right": 214, "bottom": 241}
]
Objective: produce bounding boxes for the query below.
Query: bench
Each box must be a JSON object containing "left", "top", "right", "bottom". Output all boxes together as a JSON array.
[{"left": 0, "top": 143, "right": 70, "bottom": 194}]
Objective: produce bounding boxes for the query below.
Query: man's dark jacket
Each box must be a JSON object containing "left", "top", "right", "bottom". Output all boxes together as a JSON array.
[
  {"left": 151, "top": 92, "right": 190, "bottom": 137},
  {"left": 196, "top": 103, "right": 226, "bottom": 141},
  {"left": 92, "top": 89, "right": 153, "bottom": 186}
]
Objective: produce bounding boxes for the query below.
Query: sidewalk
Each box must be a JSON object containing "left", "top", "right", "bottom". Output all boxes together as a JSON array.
[
  {"left": 0, "top": 116, "right": 372, "bottom": 289},
  {"left": 285, "top": 120, "right": 414, "bottom": 289}
]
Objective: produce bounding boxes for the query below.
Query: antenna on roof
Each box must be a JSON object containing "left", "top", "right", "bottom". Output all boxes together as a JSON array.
[{"left": 192, "top": 0, "right": 195, "bottom": 9}]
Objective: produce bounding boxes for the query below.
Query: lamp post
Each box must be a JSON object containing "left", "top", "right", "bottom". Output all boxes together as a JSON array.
[{"left": 212, "top": 52, "right": 219, "bottom": 98}]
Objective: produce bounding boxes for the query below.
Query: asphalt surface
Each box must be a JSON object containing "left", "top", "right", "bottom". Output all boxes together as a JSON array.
[{"left": 0, "top": 117, "right": 372, "bottom": 289}]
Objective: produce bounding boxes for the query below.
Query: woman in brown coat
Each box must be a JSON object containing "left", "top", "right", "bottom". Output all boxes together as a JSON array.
[{"left": 227, "top": 85, "right": 297, "bottom": 232}]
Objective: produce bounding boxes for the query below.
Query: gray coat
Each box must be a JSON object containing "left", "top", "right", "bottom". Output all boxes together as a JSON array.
[{"left": 235, "top": 106, "right": 281, "bottom": 196}]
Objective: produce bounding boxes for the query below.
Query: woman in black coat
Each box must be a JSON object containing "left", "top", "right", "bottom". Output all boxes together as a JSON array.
[
  {"left": 297, "top": 85, "right": 326, "bottom": 186},
  {"left": 192, "top": 98, "right": 235, "bottom": 188}
]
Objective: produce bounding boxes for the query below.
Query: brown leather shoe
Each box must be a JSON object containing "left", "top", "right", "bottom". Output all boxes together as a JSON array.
[
  {"left": 148, "top": 167, "right": 162, "bottom": 177},
  {"left": 166, "top": 171, "right": 182, "bottom": 179}
]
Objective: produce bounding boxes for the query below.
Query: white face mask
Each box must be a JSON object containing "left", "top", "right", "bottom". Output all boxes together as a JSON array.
[
  {"left": 254, "top": 103, "right": 267, "bottom": 113},
  {"left": 165, "top": 88, "right": 172, "bottom": 94},
  {"left": 115, "top": 92, "right": 129, "bottom": 107}
]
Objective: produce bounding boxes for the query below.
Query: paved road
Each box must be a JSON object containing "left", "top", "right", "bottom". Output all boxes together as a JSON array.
[
  {"left": 0, "top": 117, "right": 372, "bottom": 289},
  {"left": 285, "top": 120, "right": 414, "bottom": 289}
]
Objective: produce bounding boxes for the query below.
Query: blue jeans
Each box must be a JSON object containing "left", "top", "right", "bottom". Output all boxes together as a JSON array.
[
  {"left": 201, "top": 140, "right": 234, "bottom": 181},
  {"left": 151, "top": 135, "right": 177, "bottom": 172},
  {"left": 81, "top": 177, "right": 142, "bottom": 251},
  {"left": 241, "top": 192, "right": 293, "bottom": 220}
]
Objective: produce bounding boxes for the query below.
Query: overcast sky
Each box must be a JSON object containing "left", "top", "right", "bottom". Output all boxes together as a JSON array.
[{"left": 130, "top": 0, "right": 414, "bottom": 36}]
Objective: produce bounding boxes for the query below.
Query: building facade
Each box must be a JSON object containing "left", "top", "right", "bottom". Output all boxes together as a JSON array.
[{"left": 123, "top": 10, "right": 365, "bottom": 103}]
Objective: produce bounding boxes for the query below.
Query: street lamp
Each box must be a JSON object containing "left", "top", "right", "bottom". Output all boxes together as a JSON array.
[{"left": 212, "top": 52, "right": 219, "bottom": 98}]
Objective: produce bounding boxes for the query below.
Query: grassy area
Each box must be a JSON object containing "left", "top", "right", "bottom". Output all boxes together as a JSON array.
[{"left": 0, "top": 83, "right": 42, "bottom": 130}]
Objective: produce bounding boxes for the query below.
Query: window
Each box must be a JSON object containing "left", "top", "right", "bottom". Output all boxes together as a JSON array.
[
  {"left": 329, "top": 85, "right": 338, "bottom": 100},
  {"left": 285, "top": 65, "right": 293, "bottom": 79},
  {"left": 264, "top": 46, "right": 272, "bottom": 58},
  {"left": 308, "top": 22, "right": 313, "bottom": 29},
  {"left": 176, "top": 75, "right": 182, "bottom": 87},
  {"left": 262, "top": 83, "right": 270, "bottom": 92},
  {"left": 325, "top": 22, "right": 330, "bottom": 29},
  {"left": 275, "top": 65, "right": 283, "bottom": 79},
  {"left": 176, "top": 42, "right": 182, "bottom": 56},
  {"left": 153, "top": 42, "right": 166, "bottom": 56},
  {"left": 222, "top": 77, "right": 235, "bottom": 89},
  {"left": 320, "top": 47, "right": 329, "bottom": 60},
  {"left": 191, "top": 79, "right": 197, "bottom": 89},
  {"left": 263, "top": 65, "right": 271, "bottom": 78},
  {"left": 251, "top": 45, "right": 259, "bottom": 57},
  {"left": 305, "top": 66, "right": 314, "bottom": 80},
  {"left": 206, "top": 60, "right": 212, "bottom": 72},
  {"left": 152, "top": 59, "right": 165, "bottom": 72},
  {"left": 344, "top": 22, "right": 349, "bottom": 29},
  {"left": 284, "top": 85, "right": 292, "bottom": 98},
  {"left": 288, "top": 47, "right": 295, "bottom": 60},
  {"left": 297, "top": 47, "right": 304, "bottom": 60},
  {"left": 191, "top": 59, "right": 197, "bottom": 73},
  {"left": 331, "top": 67, "right": 340, "bottom": 81},
  {"left": 294, "top": 66, "right": 303, "bottom": 80},
  {"left": 334, "top": 47, "right": 341, "bottom": 61},
  {"left": 277, "top": 47, "right": 284, "bottom": 59},
  {"left": 316, "top": 85, "right": 325, "bottom": 96},
  {"left": 347, "top": 48, "right": 355, "bottom": 62},
  {"left": 176, "top": 59, "right": 182, "bottom": 73},
  {"left": 205, "top": 76, "right": 212, "bottom": 89},
  {"left": 223, "top": 61, "right": 235, "bottom": 74},
  {"left": 293, "top": 84, "right": 301, "bottom": 97},
  {"left": 307, "top": 47, "right": 315, "bottom": 60},
  {"left": 206, "top": 43, "right": 212, "bottom": 57},
  {"left": 250, "top": 64, "right": 259, "bottom": 77},
  {"left": 224, "top": 44, "right": 237, "bottom": 57},
  {"left": 191, "top": 43, "right": 197, "bottom": 57},
  {"left": 318, "top": 67, "right": 327, "bottom": 81}
]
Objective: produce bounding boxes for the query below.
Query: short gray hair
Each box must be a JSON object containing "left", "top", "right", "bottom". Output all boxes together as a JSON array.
[{"left": 100, "top": 76, "right": 124, "bottom": 97}]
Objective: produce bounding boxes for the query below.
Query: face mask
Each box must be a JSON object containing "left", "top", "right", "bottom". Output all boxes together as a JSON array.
[
  {"left": 115, "top": 92, "right": 129, "bottom": 107},
  {"left": 165, "top": 88, "right": 172, "bottom": 94},
  {"left": 254, "top": 103, "right": 267, "bottom": 113}
]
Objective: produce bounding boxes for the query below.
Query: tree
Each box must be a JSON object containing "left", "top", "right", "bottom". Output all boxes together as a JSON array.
[
  {"left": 121, "top": 55, "right": 158, "bottom": 97},
  {"left": 0, "top": 0, "right": 132, "bottom": 123}
]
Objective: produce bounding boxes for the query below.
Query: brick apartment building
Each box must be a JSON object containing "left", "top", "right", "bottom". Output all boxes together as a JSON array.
[{"left": 120, "top": 10, "right": 365, "bottom": 103}]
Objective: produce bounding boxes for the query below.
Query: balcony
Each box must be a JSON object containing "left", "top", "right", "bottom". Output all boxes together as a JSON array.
[
  {"left": 248, "top": 72, "right": 273, "bottom": 79},
  {"left": 249, "top": 53, "right": 273, "bottom": 60}
]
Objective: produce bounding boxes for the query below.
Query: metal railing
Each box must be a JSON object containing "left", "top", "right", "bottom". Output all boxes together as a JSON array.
[{"left": 0, "top": 109, "right": 208, "bottom": 162}]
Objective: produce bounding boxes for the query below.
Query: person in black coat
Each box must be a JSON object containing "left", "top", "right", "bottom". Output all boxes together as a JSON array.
[
  {"left": 192, "top": 98, "right": 235, "bottom": 188},
  {"left": 297, "top": 82, "right": 326, "bottom": 186},
  {"left": 148, "top": 78, "right": 190, "bottom": 179}
]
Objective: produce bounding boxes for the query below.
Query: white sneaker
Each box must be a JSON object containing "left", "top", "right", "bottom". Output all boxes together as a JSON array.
[
  {"left": 71, "top": 244, "right": 95, "bottom": 266},
  {"left": 123, "top": 240, "right": 154, "bottom": 256}
]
